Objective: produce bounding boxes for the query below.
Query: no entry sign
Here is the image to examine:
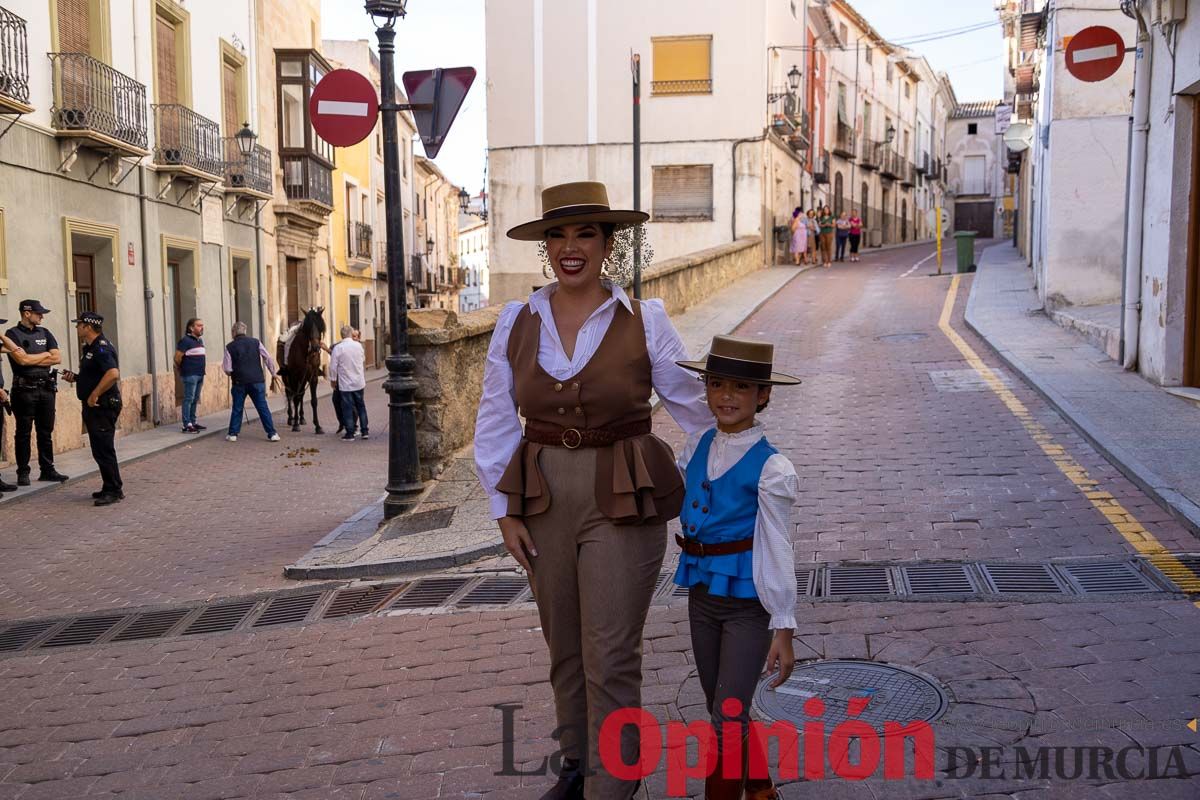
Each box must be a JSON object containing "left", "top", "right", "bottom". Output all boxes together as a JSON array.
[
  {"left": 310, "top": 69, "right": 379, "bottom": 147},
  {"left": 1065, "top": 26, "right": 1126, "bottom": 83}
]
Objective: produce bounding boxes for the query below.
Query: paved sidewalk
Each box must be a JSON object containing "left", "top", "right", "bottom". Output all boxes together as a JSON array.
[
  {"left": 0, "top": 368, "right": 386, "bottom": 508},
  {"left": 285, "top": 264, "right": 815, "bottom": 579},
  {"left": 965, "top": 243, "right": 1200, "bottom": 534}
]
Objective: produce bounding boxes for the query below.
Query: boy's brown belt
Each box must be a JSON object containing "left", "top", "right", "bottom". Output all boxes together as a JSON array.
[
  {"left": 674, "top": 534, "right": 754, "bottom": 557},
  {"left": 524, "top": 418, "right": 652, "bottom": 449}
]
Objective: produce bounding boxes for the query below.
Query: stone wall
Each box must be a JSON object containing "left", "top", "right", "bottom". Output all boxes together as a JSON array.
[{"left": 406, "top": 237, "right": 763, "bottom": 480}]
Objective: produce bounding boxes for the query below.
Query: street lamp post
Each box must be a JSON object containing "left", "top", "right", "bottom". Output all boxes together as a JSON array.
[{"left": 365, "top": 0, "right": 424, "bottom": 518}]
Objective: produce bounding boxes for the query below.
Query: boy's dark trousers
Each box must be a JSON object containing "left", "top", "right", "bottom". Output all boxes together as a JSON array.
[{"left": 688, "top": 582, "right": 777, "bottom": 798}]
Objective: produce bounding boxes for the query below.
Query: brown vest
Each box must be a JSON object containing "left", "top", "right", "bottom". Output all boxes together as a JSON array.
[{"left": 495, "top": 299, "right": 685, "bottom": 524}]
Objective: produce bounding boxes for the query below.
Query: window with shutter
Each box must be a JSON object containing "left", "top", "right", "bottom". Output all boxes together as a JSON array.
[
  {"left": 223, "top": 61, "right": 240, "bottom": 136},
  {"left": 652, "top": 165, "right": 714, "bottom": 221},
  {"left": 650, "top": 36, "right": 712, "bottom": 95},
  {"left": 57, "top": 0, "right": 91, "bottom": 53},
  {"left": 156, "top": 15, "right": 179, "bottom": 105}
]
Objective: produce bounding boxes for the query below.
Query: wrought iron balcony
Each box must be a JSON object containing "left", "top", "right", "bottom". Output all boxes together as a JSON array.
[
  {"left": 859, "top": 138, "right": 882, "bottom": 170},
  {"left": 879, "top": 149, "right": 901, "bottom": 179},
  {"left": 48, "top": 52, "right": 147, "bottom": 154},
  {"left": 832, "top": 121, "right": 856, "bottom": 160},
  {"left": 282, "top": 152, "right": 333, "bottom": 211},
  {"left": 349, "top": 221, "right": 373, "bottom": 261},
  {"left": 916, "top": 152, "right": 930, "bottom": 175},
  {"left": 0, "top": 6, "right": 32, "bottom": 113},
  {"left": 223, "top": 138, "right": 272, "bottom": 197},
  {"left": 152, "top": 104, "right": 222, "bottom": 178}
]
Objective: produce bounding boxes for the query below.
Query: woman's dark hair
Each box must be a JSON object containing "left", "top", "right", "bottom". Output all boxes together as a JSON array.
[{"left": 792, "top": 207, "right": 802, "bottom": 218}]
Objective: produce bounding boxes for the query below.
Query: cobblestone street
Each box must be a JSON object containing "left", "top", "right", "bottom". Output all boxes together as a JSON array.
[{"left": 2, "top": 242, "right": 1198, "bottom": 799}]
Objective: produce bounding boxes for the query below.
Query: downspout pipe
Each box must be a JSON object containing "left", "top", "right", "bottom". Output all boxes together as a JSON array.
[
  {"left": 731, "top": 134, "right": 766, "bottom": 241},
  {"left": 137, "top": 166, "right": 160, "bottom": 426},
  {"left": 1121, "top": 10, "right": 1152, "bottom": 371}
]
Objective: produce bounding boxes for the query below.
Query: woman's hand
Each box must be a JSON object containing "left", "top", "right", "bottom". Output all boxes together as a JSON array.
[
  {"left": 763, "top": 630, "right": 795, "bottom": 688},
  {"left": 498, "top": 515, "right": 538, "bottom": 577}
]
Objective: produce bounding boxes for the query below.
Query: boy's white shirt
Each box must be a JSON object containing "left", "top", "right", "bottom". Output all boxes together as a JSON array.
[{"left": 678, "top": 422, "right": 799, "bottom": 630}]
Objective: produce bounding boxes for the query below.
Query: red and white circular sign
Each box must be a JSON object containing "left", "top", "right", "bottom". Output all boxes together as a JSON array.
[
  {"left": 1065, "top": 26, "right": 1126, "bottom": 83},
  {"left": 309, "top": 69, "right": 379, "bottom": 147}
]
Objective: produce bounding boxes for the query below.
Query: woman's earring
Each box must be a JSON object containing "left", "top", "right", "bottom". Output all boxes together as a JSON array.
[{"left": 538, "top": 241, "right": 554, "bottom": 279}]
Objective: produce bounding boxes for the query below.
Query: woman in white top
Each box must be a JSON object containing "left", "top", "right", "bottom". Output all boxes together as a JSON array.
[{"left": 474, "top": 181, "right": 712, "bottom": 800}]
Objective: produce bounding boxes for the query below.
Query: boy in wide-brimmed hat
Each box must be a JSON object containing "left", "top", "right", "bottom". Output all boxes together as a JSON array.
[{"left": 673, "top": 335, "right": 801, "bottom": 800}]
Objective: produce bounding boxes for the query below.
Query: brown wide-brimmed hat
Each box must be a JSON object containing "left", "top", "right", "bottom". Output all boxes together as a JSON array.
[
  {"left": 506, "top": 181, "right": 649, "bottom": 241},
  {"left": 677, "top": 335, "right": 801, "bottom": 386}
]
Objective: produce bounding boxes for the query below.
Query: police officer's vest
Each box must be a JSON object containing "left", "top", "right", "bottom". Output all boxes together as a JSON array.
[{"left": 225, "top": 336, "right": 265, "bottom": 386}]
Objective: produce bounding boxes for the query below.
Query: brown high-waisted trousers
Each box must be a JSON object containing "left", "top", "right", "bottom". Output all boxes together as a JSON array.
[{"left": 525, "top": 445, "right": 667, "bottom": 800}]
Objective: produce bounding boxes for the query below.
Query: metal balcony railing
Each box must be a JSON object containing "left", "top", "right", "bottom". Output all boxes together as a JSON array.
[
  {"left": 899, "top": 158, "right": 915, "bottom": 186},
  {"left": 651, "top": 78, "right": 712, "bottom": 95},
  {"left": 859, "top": 138, "right": 882, "bottom": 170},
  {"left": 0, "top": 6, "right": 31, "bottom": 108},
  {"left": 49, "top": 52, "right": 147, "bottom": 151},
  {"left": 152, "top": 103, "right": 222, "bottom": 177},
  {"left": 832, "top": 121, "right": 856, "bottom": 159},
  {"left": 223, "top": 138, "right": 272, "bottom": 196},
  {"left": 349, "top": 221, "right": 373, "bottom": 260},
  {"left": 282, "top": 153, "right": 333, "bottom": 208},
  {"left": 916, "top": 152, "right": 930, "bottom": 175}
]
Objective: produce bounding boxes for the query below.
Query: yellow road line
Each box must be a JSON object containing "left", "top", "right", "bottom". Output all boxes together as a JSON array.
[{"left": 938, "top": 275, "right": 1200, "bottom": 599}]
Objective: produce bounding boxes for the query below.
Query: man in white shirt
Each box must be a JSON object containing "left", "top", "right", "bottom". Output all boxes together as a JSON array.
[{"left": 328, "top": 325, "right": 368, "bottom": 440}]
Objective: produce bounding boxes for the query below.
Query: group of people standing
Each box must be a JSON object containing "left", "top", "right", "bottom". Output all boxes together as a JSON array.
[{"left": 788, "top": 206, "right": 863, "bottom": 267}]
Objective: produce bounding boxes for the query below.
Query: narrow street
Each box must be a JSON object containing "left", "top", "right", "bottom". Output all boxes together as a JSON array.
[{"left": 1, "top": 242, "right": 1198, "bottom": 799}]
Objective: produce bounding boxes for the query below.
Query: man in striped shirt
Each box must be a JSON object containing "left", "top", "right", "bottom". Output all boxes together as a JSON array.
[{"left": 174, "top": 318, "right": 207, "bottom": 433}]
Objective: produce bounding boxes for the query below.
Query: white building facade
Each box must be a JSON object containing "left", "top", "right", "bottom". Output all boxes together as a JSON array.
[
  {"left": 458, "top": 217, "right": 489, "bottom": 312},
  {"left": 946, "top": 101, "right": 1008, "bottom": 239}
]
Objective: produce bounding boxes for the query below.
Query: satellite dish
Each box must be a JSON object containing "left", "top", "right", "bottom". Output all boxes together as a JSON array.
[{"left": 1003, "top": 122, "right": 1033, "bottom": 153}]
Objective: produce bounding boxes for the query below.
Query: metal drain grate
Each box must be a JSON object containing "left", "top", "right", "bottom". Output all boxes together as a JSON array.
[
  {"left": 324, "top": 583, "right": 406, "bottom": 619},
  {"left": 253, "top": 593, "right": 321, "bottom": 627},
  {"left": 1143, "top": 554, "right": 1200, "bottom": 593},
  {"left": 41, "top": 616, "right": 125, "bottom": 648},
  {"left": 389, "top": 577, "right": 471, "bottom": 609},
  {"left": 979, "top": 563, "right": 1068, "bottom": 594},
  {"left": 458, "top": 576, "right": 529, "bottom": 606},
  {"left": 0, "top": 620, "right": 58, "bottom": 652},
  {"left": 796, "top": 570, "right": 816, "bottom": 597},
  {"left": 182, "top": 601, "right": 258, "bottom": 635},
  {"left": 824, "top": 566, "right": 893, "bottom": 596},
  {"left": 653, "top": 571, "right": 674, "bottom": 599},
  {"left": 113, "top": 609, "right": 190, "bottom": 642},
  {"left": 899, "top": 563, "right": 977, "bottom": 595},
  {"left": 1059, "top": 562, "right": 1159, "bottom": 594}
]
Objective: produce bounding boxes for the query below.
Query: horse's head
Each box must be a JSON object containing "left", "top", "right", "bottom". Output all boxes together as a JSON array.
[{"left": 302, "top": 307, "right": 326, "bottom": 341}]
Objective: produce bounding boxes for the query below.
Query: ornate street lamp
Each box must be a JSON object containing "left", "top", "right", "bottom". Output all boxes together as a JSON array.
[
  {"left": 365, "top": 0, "right": 423, "bottom": 517},
  {"left": 425, "top": 236, "right": 435, "bottom": 255},
  {"left": 786, "top": 64, "right": 801, "bottom": 92},
  {"left": 885, "top": 123, "right": 897, "bottom": 144},
  {"left": 234, "top": 122, "right": 257, "bottom": 158},
  {"left": 458, "top": 186, "right": 471, "bottom": 214}
]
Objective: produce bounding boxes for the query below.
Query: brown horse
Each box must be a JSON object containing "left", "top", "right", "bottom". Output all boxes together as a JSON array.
[{"left": 279, "top": 307, "right": 325, "bottom": 434}]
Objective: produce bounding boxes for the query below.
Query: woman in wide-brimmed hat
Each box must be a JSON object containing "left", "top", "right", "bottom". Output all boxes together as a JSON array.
[{"left": 475, "top": 181, "right": 713, "bottom": 800}]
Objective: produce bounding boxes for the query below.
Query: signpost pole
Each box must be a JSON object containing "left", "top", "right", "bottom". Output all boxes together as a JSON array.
[
  {"left": 631, "top": 53, "right": 642, "bottom": 300},
  {"left": 374, "top": 22, "right": 424, "bottom": 518},
  {"left": 936, "top": 207, "right": 943, "bottom": 275}
]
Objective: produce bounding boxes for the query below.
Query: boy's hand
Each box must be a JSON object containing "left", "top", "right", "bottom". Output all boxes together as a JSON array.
[{"left": 764, "top": 630, "right": 795, "bottom": 688}]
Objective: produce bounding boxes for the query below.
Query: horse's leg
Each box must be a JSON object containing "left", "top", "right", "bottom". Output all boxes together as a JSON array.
[
  {"left": 289, "top": 386, "right": 301, "bottom": 432},
  {"left": 311, "top": 378, "right": 323, "bottom": 434}
]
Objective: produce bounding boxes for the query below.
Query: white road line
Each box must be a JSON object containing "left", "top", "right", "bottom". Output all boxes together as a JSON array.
[
  {"left": 899, "top": 252, "right": 936, "bottom": 278},
  {"left": 317, "top": 100, "right": 370, "bottom": 116}
]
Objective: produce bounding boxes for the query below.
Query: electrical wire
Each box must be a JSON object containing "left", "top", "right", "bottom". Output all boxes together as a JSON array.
[{"left": 771, "top": 18, "right": 1000, "bottom": 54}]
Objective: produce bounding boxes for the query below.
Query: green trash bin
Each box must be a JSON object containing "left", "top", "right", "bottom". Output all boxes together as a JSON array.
[{"left": 954, "top": 231, "right": 977, "bottom": 273}]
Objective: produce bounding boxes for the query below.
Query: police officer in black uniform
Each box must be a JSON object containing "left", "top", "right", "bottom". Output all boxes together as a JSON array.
[
  {"left": 0, "top": 316, "right": 16, "bottom": 493},
  {"left": 1, "top": 299, "right": 69, "bottom": 485},
  {"left": 62, "top": 312, "right": 124, "bottom": 505}
]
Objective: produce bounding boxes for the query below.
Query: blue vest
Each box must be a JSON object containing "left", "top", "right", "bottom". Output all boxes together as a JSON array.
[
  {"left": 672, "top": 429, "right": 777, "bottom": 599},
  {"left": 225, "top": 335, "right": 265, "bottom": 386}
]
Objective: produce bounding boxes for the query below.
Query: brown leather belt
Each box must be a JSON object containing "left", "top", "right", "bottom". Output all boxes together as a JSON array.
[
  {"left": 675, "top": 534, "right": 754, "bottom": 557},
  {"left": 524, "top": 418, "right": 652, "bottom": 449}
]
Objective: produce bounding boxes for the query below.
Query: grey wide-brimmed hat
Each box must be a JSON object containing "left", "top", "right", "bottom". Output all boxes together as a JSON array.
[
  {"left": 677, "top": 335, "right": 801, "bottom": 386},
  {"left": 506, "top": 181, "right": 649, "bottom": 241}
]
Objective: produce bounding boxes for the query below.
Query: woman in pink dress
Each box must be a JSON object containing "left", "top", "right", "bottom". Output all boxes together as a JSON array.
[{"left": 788, "top": 207, "right": 807, "bottom": 266}]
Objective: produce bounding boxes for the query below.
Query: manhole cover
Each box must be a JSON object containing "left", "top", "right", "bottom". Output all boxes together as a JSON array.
[
  {"left": 753, "top": 660, "right": 948, "bottom": 728},
  {"left": 877, "top": 332, "right": 928, "bottom": 343}
]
